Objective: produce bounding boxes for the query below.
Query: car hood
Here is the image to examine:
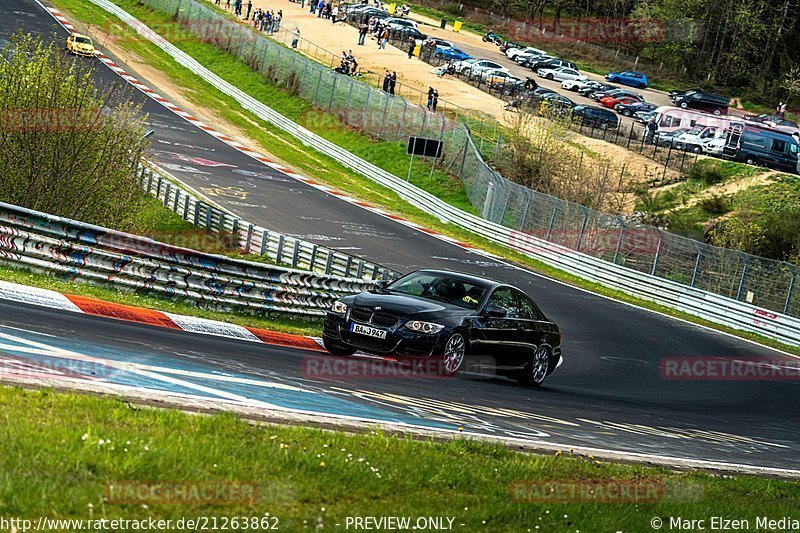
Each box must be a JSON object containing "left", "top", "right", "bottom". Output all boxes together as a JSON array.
[{"left": 344, "top": 291, "right": 469, "bottom": 317}]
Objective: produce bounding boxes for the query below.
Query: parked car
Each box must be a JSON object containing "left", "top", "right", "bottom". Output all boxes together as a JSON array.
[
  {"left": 514, "top": 50, "right": 547, "bottom": 65},
  {"left": 539, "top": 93, "right": 575, "bottom": 117},
  {"left": 592, "top": 88, "right": 643, "bottom": 102},
  {"left": 385, "top": 17, "right": 418, "bottom": 30},
  {"left": 578, "top": 82, "right": 616, "bottom": 98},
  {"left": 434, "top": 45, "right": 471, "bottom": 62},
  {"left": 532, "top": 58, "right": 577, "bottom": 72},
  {"left": 654, "top": 128, "right": 691, "bottom": 148},
  {"left": 605, "top": 70, "right": 649, "bottom": 89},
  {"left": 571, "top": 105, "right": 619, "bottom": 130},
  {"left": 537, "top": 66, "right": 586, "bottom": 82},
  {"left": 744, "top": 113, "right": 799, "bottom": 129},
  {"left": 673, "top": 91, "right": 729, "bottom": 115},
  {"left": 505, "top": 87, "right": 555, "bottom": 111},
  {"left": 599, "top": 95, "right": 640, "bottom": 109},
  {"left": 616, "top": 101, "right": 657, "bottom": 117},
  {"left": 454, "top": 58, "right": 509, "bottom": 77},
  {"left": 507, "top": 46, "right": 546, "bottom": 60},
  {"left": 426, "top": 37, "right": 453, "bottom": 48},
  {"left": 393, "top": 27, "right": 427, "bottom": 41},
  {"left": 669, "top": 87, "right": 702, "bottom": 101},
  {"left": 674, "top": 125, "right": 723, "bottom": 153},
  {"left": 322, "top": 269, "right": 563, "bottom": 386},
  {"left": 702, "top": 136, "right": 726, "bottom": 157},
  {"left": 562, "top": 79, "right": 603, "bottom": 92},
  {"left": 634, "top": 110, "right": 655, "bottom": 124},
  {"left": 723, "top": 123, "right": 800, "bottom": 173},
  {"left": 485, "top": 71, "right": 522, "bottom": 89}
]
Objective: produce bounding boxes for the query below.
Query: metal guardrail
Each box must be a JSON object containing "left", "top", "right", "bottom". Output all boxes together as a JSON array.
[
  {"left": 0, "top": 200, "right": 377, "bottom": 317},
  {"left": 139, "top": 165, "right": 396, "bottom": 281},
  {"left": 91, "top": 0, "right": 800, "bottom": 346}
]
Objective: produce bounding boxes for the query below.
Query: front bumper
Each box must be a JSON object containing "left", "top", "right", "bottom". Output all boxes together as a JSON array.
[{"left": 323, "top": 312, "right": 447, "bottom": 357}]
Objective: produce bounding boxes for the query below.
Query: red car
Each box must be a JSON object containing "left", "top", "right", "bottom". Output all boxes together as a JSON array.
[{"left": 599, "top": 95, "right": 640, "bottom": 109}]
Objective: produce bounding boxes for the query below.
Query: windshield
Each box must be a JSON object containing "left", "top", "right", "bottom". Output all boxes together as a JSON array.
[
  {"left": 75, "top": 37, "right": 92, "bottom": 45},
  {"left": 387, "top": 272, "right": 488, "bottom": 309}
]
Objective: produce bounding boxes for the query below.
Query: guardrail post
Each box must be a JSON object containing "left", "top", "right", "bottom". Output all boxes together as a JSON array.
[
  {"left": 193, "top": 202, "right": 201, "bottom": 226},
  {"left": 183, "top": 194, "right": 190, "bottom": 219},
  {"left": 356, "top": 261, "right": 364, "bottom": 279},
  {"left": 156, "top": 174, "right": 163, "bottom": 198},
  {"left": 310, "top": 244, "right": 318, "bottom": 270},
  {"left": 650, "top": 230, "right": 663, "bottom": 275},
  {"left": 612, "top": 219, "right": 625, "bottom": 264},
  {"left": 277, "top": 235, "right": 285, "bottom": 264},
  {"left": 146, "top": 171, "right": 154, "bottom": 193},
  {"left": 545, "top": 198, "right": 558, "bottom": 241},
  {"left": 245, "top": 224, "right": 254, "bottom": 254},
  {"left": 690, "top": 244, "right": 702, "bottom": 287},
  {"left": 784, "top": 268, "right": 797, "bottom": 315},
  {"left": 259, "top": 230, "right": 269, "bottom": 256},
  {"left": 173, "top": 189, "right": 180, "bottom": 211},
  {"left": 735, "top": 254, "right": 750, "bottom": 301},
  {"left": 291, "top": 240, "right": 300, "bottom": 268},
  {"left": 325, "top": 252, "right": 333, "bottom": 275},
  {"left": 205, "top": 207, "right": 213, "bottom": 229},
  {"left": 163, "top": 183, "right": 171, "bottom": 206},
  {"left": 345, "top": 256, "right": 353, "bottom": 277},
  {"left": 219, "top": 211, "right": 226, "bottom": 230}
]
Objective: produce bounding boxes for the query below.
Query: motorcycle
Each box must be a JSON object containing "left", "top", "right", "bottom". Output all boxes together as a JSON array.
[{"left": 482, "top": 31, "right": 502, "bottom": 45}]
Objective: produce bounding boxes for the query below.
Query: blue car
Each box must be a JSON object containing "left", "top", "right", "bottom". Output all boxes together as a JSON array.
[
  {"left": 434, "top": 45, "right": 472, "bottom": 62},
  {"left": 605, "top": 71, "right": 649, "bottom": 89}
]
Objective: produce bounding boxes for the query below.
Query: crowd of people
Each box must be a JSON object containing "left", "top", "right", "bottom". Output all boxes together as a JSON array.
[
  {"left": 355, "top": 17, "right": 392, "bottom": 50},
  {"left": 336, "top": 50, "right": 360, "bottom": 75}
]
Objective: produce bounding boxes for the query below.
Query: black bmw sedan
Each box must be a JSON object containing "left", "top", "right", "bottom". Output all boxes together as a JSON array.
[{"left": 322, "top": 270, "right": 562, "bottom": 386}]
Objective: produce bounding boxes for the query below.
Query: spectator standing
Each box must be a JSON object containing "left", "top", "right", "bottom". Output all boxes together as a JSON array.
[
  {"left": 225, "top": 0, "right": 231, "bottom": 9},
  {"left": 317, "top": 0, "right": 325, "bottom": 17},
  {"left": 426, "top": 87, "right": 434, "bottom": 110},
  {"left": 379, "top": 27, "right": 389, "bottom": 49},
  {"left": 332, "top": 4, "right": 339, "bottom": 23},
  {"left": 358, "top": 22, "right": 368, "bottom": 45},
  {"left": 301, "top": 0, "right": 306, "bottom": 7},
  {"left": 245, "top": 0, "right": 252, "bottom": 19},
  {"left": 291, "top": 27, "right": 300, "bottom": 48},
  {"left": 431, "top": 89, "right": 439, "bottom": 112},
  {"left": 389, "top": 71, "right": 396, "bottom": 95},
  {"left": 215, "top": 0, "right": 220, "bottom": 4},
  {"left": 407, "top": 40, "right": 415, "bottom": 59},
  {"left": 234, "top": 0, "right": 241, "bottom": 16},
  {"left": 382, "top": 70, "right": 390, "bottom": 92},
  {"left": 275, "top": 10, "right": 282, "bottom": 32},
  {"left": 310, "top": 0, "right": 317, "bottom": 14},
  {"left": 645, "top": 116, "right": 658, "bottom": 144}
]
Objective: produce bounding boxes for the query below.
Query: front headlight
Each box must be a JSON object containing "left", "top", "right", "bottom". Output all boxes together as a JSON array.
[
  {"left": 330, "top": 301, "right": 348, "bottom": 315},
  {"left": 405, "top": 320, "right": 444, "bottom": 335}
]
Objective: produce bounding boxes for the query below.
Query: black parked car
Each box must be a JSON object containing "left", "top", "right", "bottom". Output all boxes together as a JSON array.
[
  {"left": 673, "top": 91, "right": 729, "bottom": 115},
  {"left": 322, "top": 270, "right": 563, "bottom": 386},
  {"left": 578, "top": 82, "right": 616, "bottom": 98},
  {"left": 616, "top": 101, "right": 656, "bottom": 117},
  {"left": 393, "top": 27, "right": 427, "bottom": 41},
  {"left": 571, "top": 105, "right": 619, "bottom": 129}
]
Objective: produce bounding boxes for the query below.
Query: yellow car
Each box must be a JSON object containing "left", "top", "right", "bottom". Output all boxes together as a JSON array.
[{"left": 66, "top": 33, "right": 95, "bottom": 57}]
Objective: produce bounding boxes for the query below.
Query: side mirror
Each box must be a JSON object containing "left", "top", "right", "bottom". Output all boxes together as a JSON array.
[
  {"left": 484, "top": 305, "right": 507, "bottom": 318},
  {"left": 370, "top": 280, "right": 390, "bottom": 293}
]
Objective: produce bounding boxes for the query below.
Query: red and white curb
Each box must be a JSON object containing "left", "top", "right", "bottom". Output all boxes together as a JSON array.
[
  {"left": 42, "top": 5, "right": 486, "bottom": 256},
  {"left": 0, "top": 279, "right": 324, "bottom": 352}
]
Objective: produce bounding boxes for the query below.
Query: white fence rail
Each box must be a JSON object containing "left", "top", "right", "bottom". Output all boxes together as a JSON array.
[{"left": 92, "top": 0, "right": 800, "bottom": 347}]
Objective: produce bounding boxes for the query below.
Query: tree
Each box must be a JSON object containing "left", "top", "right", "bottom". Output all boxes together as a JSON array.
[{"left": 0, "top": 32, "right": 150, "bottom": 229}]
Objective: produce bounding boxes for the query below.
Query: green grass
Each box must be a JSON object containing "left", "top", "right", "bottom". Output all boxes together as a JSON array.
[
  {"left": 2, "top": 386, "right": 799, "bottom": 529},
  {"left": 0, "top": 263, "right": 320, "bottom": 336},
  {"left": 42, "top": 0, "right": 800, "bottom": 357}
]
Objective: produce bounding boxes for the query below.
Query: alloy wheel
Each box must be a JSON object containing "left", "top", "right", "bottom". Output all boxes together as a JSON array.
[
  {"left": 531, "top": 346, "right": 550, "bottom": 384},
  {"left": 443, "top": 333, "right": 466, "bottom": 374}
]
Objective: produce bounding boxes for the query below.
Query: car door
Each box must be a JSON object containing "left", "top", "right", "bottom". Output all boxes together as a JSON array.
[{"left": 474, "top": 288, "right": 527, "bottom": 365}]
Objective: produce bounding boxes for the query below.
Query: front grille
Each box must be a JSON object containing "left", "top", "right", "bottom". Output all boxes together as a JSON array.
[
  {"left": 372, "top": 312, "right": 399, "bottom": 327},
  {"left": 344, "top": 333, "right": 399, "bottom": 353},
  {"left": 348, "top": 307, "right": 398, "bottom": 327},
  {"left": 349, "top": 307, "right": 372, "bottom": 323}
]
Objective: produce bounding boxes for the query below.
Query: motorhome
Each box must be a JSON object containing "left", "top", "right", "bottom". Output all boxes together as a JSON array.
[
  {"left": 723, "top": 123, "right": 800, "bottom": 174},
  {"left": 652, "top": 106, "right": 735, "bottom": 134}
]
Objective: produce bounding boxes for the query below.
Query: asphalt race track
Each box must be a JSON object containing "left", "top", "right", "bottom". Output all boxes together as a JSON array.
[{"left": 2, "top": 0, "right": 800, "bottom": 472}]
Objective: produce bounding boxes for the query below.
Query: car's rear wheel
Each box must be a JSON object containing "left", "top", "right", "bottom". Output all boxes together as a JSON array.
[
  {"left": 546, "top": 73, "right": 554, "bottom": 80},
  {"left": 515, "top": 345, "right": 551, "bottom": 386},
  {"left": 323, "top": 336, "right": 357, "bottom": 357},
  {"left": 621, "top": 109, "right": 631, "bottom": 117},
  {"left": 442, "top": 332, "right": 467, "bottom": 376}
]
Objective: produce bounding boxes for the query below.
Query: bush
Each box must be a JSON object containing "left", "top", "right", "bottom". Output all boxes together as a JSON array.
[
  {"left": 443, "top": 3, "right": 462, "bottom": 16},
  {"left": 686, "top": 160, "right": 727, "bottom": 186},
  {"left": 0, "top": 32, "right": 150, "bottom": 230},
  {"left": 699, "top": 195, "right": 730, "bottom": 215}
]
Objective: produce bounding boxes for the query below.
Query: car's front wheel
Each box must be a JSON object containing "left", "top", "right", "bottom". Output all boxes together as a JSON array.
[
  {"left": 441, "top": 331, "right": 467, "bottom": 376},
  {"left": 514, "top": 345, "right": 551, "bottom": 386},
  {"left": 323, "top": 336, "right": 357, "bottom": 357}
]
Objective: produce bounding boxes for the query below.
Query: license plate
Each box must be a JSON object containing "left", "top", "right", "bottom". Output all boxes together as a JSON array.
[{"left": 350, "top": 323, "right": 387, "bottom": 339}]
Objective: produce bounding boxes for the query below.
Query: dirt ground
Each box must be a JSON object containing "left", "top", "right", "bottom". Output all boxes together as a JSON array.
[{"left": 227, "top": 1, "right": 679, "bottom": 199}]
